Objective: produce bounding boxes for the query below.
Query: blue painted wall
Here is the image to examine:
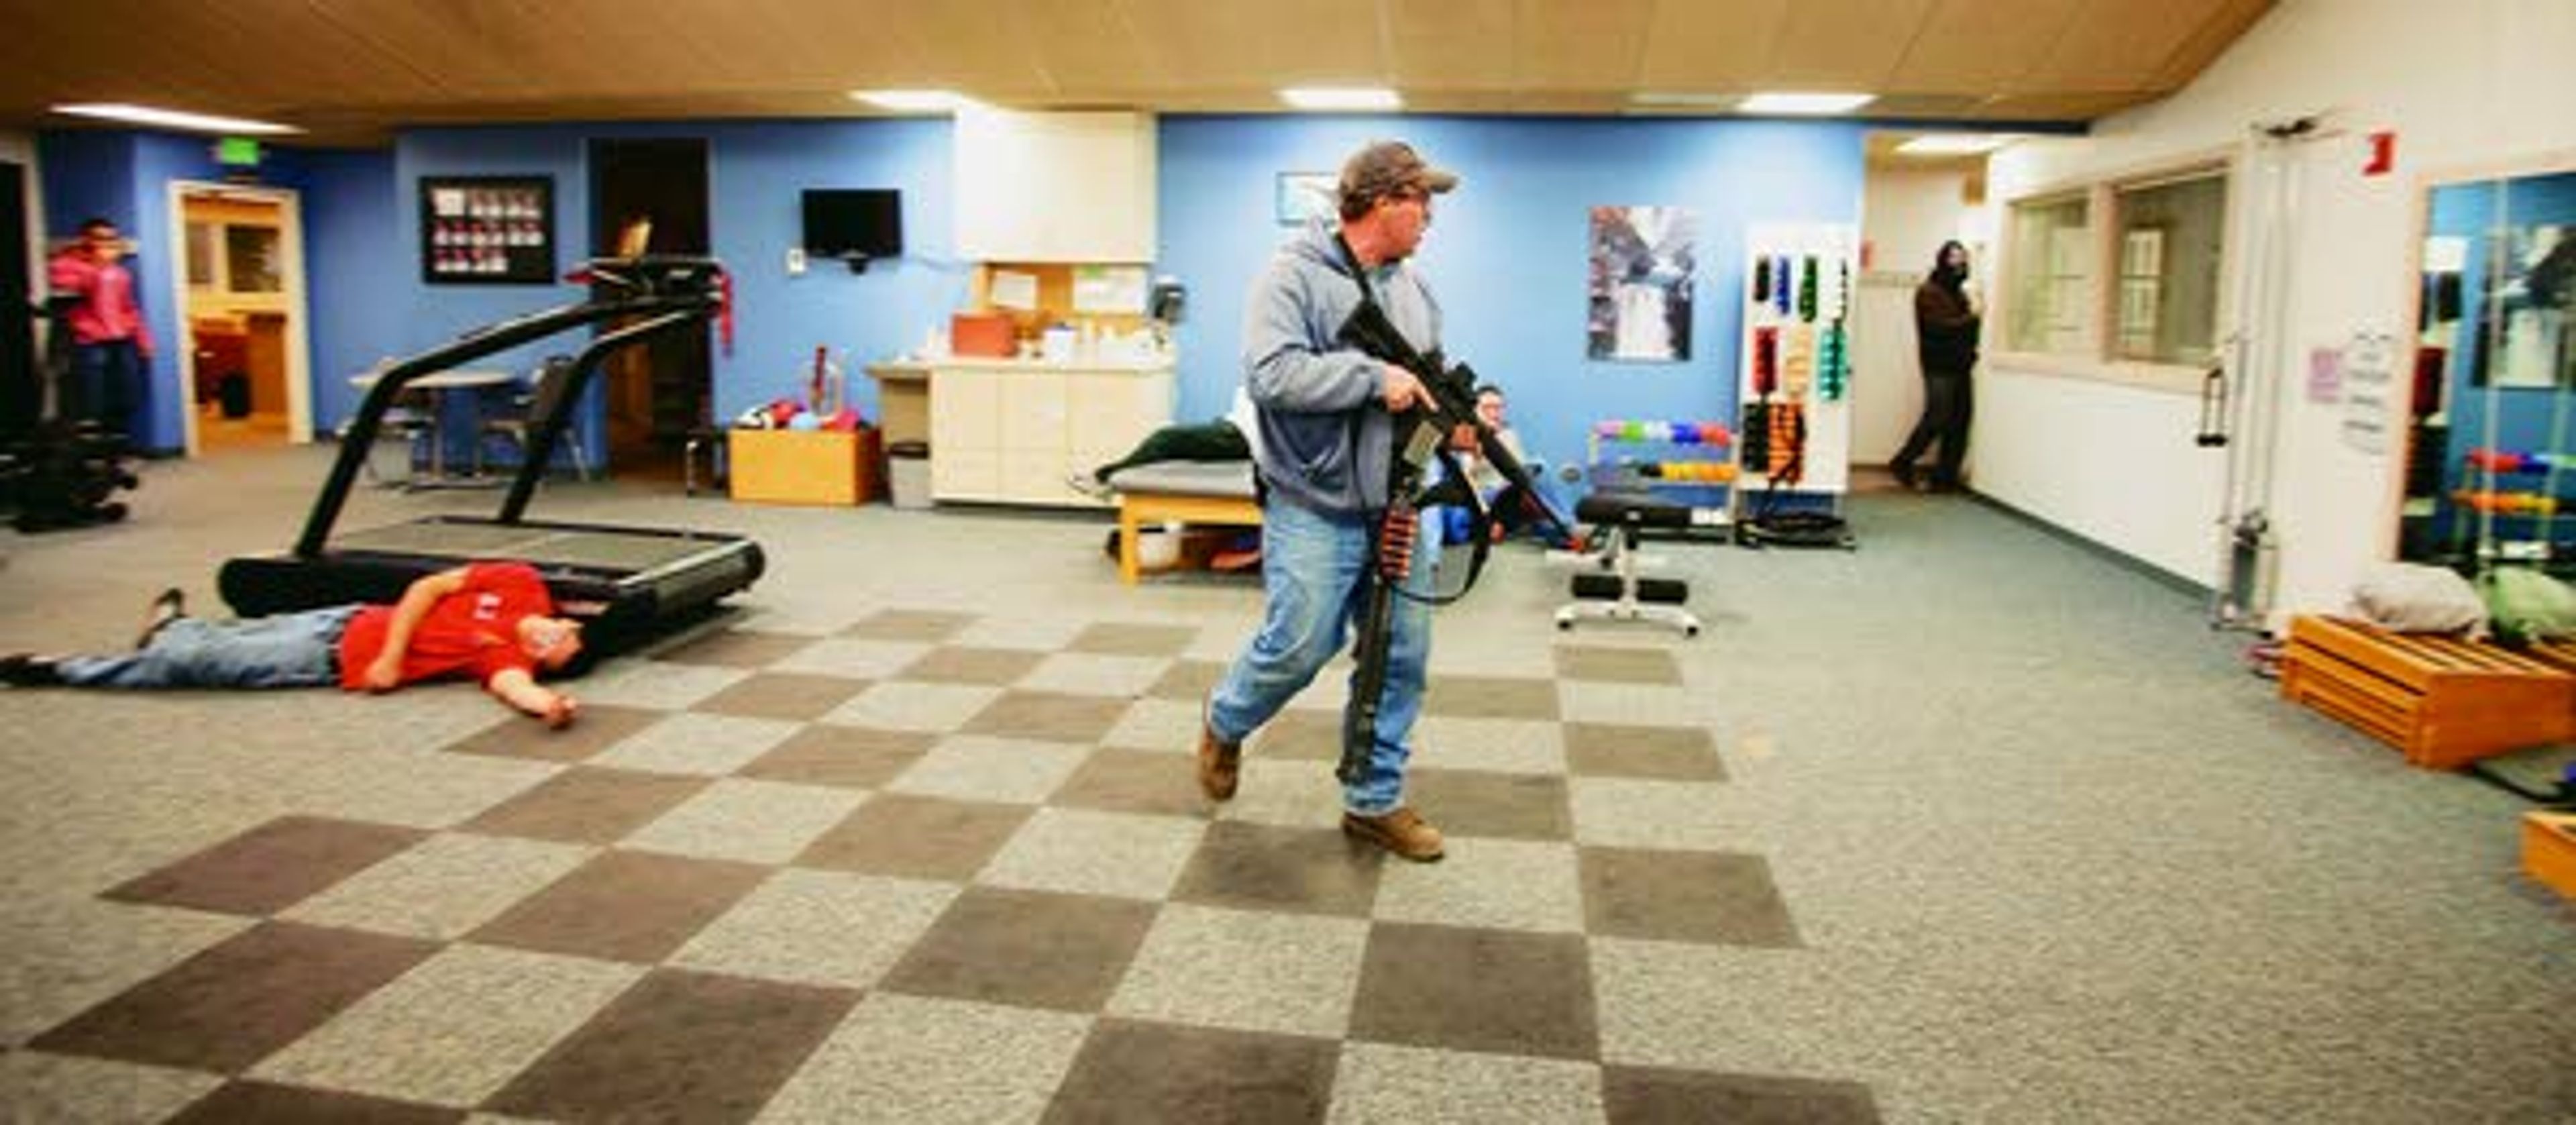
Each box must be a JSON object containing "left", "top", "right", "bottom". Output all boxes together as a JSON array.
[
  {"left": 301, "top": 150, "right": 402, "bottom": 433},
  {"left": 39, "top": 129, "right": 317, "bottom": 453},
  {"left": 51, "top": 113, "right": 1864, "bottom": 478},
  {"left": 327, "top": 120, "right": 969, "bottom": 466},
  {"left": 1157, "top": 115, "right": 1865, "bottom": 477}
]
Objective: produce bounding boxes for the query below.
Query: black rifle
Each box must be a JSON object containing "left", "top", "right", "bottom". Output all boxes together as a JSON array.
[{"left": 1333, "top": 300, "right": 1566, "bottom": 785}]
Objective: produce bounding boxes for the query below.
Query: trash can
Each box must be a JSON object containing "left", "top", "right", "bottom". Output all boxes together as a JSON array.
[
  {"left": 888, "top": 440, "right": 931, "bottom": 509},
  {"left": 217, "top": 372, "right": 252, "bottom": 419}
]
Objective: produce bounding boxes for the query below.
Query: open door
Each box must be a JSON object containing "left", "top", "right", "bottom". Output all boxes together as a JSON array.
[{"left": 167, "top": 181, "right": 312, "bottom": 456}]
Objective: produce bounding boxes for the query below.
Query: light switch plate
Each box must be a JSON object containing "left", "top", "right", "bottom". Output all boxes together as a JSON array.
[{"left": 786, "top": 248, "right": 807, "bottom": 275}]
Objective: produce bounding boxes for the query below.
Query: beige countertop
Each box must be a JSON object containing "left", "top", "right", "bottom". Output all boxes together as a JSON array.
[{"left": 867, "top": 354, "right": 1173, "bottom": 378}]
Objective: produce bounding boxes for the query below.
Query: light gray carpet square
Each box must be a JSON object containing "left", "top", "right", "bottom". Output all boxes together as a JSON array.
[{"left": 1106, "top": 903, "right": 1370, "bottom": 1038}]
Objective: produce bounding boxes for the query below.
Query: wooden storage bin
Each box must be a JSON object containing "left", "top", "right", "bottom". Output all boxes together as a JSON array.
[
  {"left": 2524, "top": 812, "right": 2576, "bottom": 899},
  {"left": 729, "top": 427, "right": 881, "bottom": 506},
  {"left": 2279, "top": 614, "right": 2576, "bottom": 770}
]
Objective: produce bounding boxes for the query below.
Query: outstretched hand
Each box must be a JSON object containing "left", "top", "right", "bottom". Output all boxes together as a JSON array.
[
  {"left": 539, "top": 692, "right": 580, "bottom": 729},
  {"left": 360, "top": 655, "right": 402, "bottom": 693}
]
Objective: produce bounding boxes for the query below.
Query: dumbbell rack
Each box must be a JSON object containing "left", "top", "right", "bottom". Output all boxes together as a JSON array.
[{"left": 1580, "top": 421, "right": 1738, "bottom": 539}]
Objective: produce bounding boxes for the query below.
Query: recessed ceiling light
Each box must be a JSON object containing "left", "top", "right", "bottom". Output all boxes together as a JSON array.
[
  {"left": 1738, "top": 92, "right": 1876, "bottom": 115},
  {"left": 850, "top": 89, "right": 975, "bottom": 113},
  {"left": 1279, "top": 87, "right": 1401, "bottom": 111},
  {"left": 1896, "top": 134, "right": 2009, "bottom": 156},
  {"left": 52, "top": 103, "right": 301, "bottom": 136}
]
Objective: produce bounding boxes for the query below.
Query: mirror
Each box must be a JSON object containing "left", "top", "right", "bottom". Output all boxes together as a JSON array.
[{"left": 2399, "top": 162, "right": 2576, "bottom": 574}]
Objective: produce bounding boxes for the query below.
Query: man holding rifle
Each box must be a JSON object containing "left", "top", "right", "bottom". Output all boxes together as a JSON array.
[{"left": 1195, "top": 140, "right": 1462, "bottom": 861}]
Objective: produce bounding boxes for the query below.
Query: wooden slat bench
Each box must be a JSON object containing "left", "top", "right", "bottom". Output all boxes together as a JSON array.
[
  {"left": 1110, "top": 462, "right": 1260, "bottom": 586},
  {"left": 2280, "top": 614, "right": 2576, "bottom": 770}
]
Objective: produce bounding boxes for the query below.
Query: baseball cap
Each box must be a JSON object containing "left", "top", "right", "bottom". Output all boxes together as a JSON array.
[{"left": 1338, "top": 141, "right": 1460, "bottom": 211}]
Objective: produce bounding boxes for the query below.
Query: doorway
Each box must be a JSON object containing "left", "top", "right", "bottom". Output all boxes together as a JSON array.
[
  {"left": 166, "top": 182, "right": 312, "bottom": 456},
  {"left": 590, "top": 138, "right": 711, "bottom": 480},
  {"left": 1, "top": 162, "right": 34, "bottom": 437}
]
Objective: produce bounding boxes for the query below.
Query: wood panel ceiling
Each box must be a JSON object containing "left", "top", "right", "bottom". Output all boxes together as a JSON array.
[{"left": 0, "top": 0, "right": 2271, "bottom": 146}]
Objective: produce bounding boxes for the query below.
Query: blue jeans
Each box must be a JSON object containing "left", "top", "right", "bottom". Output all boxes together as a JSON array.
[
  {"left": 70, "top": 339, "right": 146, "bottom": 437},
  {"left": 1210, "top": 497, "right": 1441, "bottom": 816},
  {"left": 58, "top": 606, "right": 358, "bottom": 690}
]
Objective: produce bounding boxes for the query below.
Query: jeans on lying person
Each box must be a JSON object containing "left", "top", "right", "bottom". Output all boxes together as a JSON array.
[
  {"left": 1209, "top": 496, "right": 1442, "bottom": 816},
  {"left": 57, "top": 606, "right": 358, "bottom": 689}
]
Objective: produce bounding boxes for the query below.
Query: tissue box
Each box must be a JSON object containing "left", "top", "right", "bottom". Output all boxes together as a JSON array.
[{"left": 951, "top": 313, "right": 1015, "bottom": 358}]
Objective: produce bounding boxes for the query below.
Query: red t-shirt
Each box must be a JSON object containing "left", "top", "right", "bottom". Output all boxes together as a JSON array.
[{"left": 337, "top": 562, "right": 557, "bottom": 691}]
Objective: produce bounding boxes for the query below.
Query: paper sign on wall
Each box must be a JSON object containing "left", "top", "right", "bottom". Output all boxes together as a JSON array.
[
  {"left": 2340, "top": 331, "right": 2394, "bottom": 456},
  {"left": 990, "top": 270, "right": 1039, "bottom": 311}
]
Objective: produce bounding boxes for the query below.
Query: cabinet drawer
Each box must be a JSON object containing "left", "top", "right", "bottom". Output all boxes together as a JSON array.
[
  {"left": 932, "top": 447, "right": 1004, "bottom": 500},
  {"left": 1000, "top": 376, "right": 1071, "bottom": 452},
  {"left": 930, "top": 368, "right": 1002, "bottom": 452}
]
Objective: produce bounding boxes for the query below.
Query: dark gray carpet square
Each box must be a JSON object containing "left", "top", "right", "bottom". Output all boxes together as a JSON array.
[
  {"left": 1043, "top": 1018, "right": 1336, "bottom": 1125},
  {"left": 1067, "top": 623, "right": 1198, "bottom": 657},
  {"left": 650, "top": 630, "right": 818, "bottom": 669},
  {"left": 487, "top": 969, "right": 857, "bottom": 1125},
  {"left": 897, "top": 645, "right": 1047, "bottom": 686},
  {"left": 1602, "top": 1065, "right": 1880, "bottom": 1124},
  {"left": 441, "top": 704, "right": 664, "bottom": 763},
  {"left": 1053, "top": 748, "right": 1208, "bottom": 817},
  {"left": 879, "top": 887, "right": 1157, "bottom": 1012},
  {"left": 1564, "top": 722, "right": 1725, "bottom": 782},
  {"left": 1424, "top": 675, "right": 1560, "bottom": 720},
  {"left": 467, "top": 851, "right": 764, "bottom": 963},
  {"left": 1580, "top": 847, "right": 1801, "bottom": 947},
  {"left": 1146, "top": 658, "right": 1228, "bottom": 701},
  {"left": 1554, "top": 646, "right": 1684, "bottom": 685},
  {"left": 459, "top": 767, "right": 711, "bottom": 845},
  {"left": 29, "top": 921, "right": 435, "bottom": 1072},
  {"left": 737, "top": 725, "right": 933, "bottom": 790},
  {"left": 103, "top": 815, "right": 425, "bottom": 916},
  {"left": 1171, "top": 820, "right": 1384, "bottom": 917},
  {"left": 691, "top": 672, "right": 871, "bottom": 721},
  {"left": 1347, "top": 922, "right": 1597, "bottom": 1060},
  {"left": 1403, "top": 769, "right": 1572, "bottom": 841},
  {"left": 842, "top": 610, "right": 976, "bottom": 642},
  {"left": 164, "top": 1080, "right": 463, "bottom": 1124},
  {"left": 792, "top": 794, "right": 1030, "bottom": 880},
  {"left": 962, "top": 690, "right": 1130, "bottom": 743}
]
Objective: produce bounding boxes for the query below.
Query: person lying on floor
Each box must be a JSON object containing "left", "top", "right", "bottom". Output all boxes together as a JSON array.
[{"left": 0, "top": 561, "right": 589, "bottom": 727}]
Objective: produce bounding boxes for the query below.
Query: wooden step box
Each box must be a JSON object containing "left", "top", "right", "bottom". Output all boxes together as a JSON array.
[{"left": 2279, "top": 614, "right": 2576, "bottom": 770}]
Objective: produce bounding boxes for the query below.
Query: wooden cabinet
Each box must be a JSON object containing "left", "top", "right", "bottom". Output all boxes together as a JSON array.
[
  {"left": 954, "top": 109, "right": 1156, "bottom": 263},
  {"left": 926, "top": 360, "right": 1173, "bottom": 506}
]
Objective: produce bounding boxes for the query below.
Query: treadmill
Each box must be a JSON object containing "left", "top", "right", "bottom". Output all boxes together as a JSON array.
[{"left": 220, "top": 256, "right": 763, "bottom": 653}]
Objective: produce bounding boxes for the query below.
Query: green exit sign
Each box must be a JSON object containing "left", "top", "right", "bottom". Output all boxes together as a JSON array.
[{"left": 215, "top": 137, "right": 262, "bottom": 166}]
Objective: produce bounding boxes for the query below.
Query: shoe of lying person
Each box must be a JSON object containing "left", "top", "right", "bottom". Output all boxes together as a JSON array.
[
  {"left": 0, "top": 654, "right": 63, "bottom": 686},
  {"left": 136, "top": 588, "right": 185, "bottom": 649}
]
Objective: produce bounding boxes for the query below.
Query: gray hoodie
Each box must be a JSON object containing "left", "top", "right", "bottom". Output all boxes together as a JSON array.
[{"left": 1239, "top": 215, "right": 1443, "bottom": 515}]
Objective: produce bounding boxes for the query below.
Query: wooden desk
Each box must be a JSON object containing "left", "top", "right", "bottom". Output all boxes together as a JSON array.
[{"left": 865, "top": 362, "right": 930, "bottom": 447}]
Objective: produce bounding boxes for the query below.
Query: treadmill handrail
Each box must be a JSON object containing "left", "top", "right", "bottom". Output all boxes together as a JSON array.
[
  {"left": 496, "top": 307, "right": 708, "bottom": 525},
  {"left": 299, "top": 276, "right": 720, "bottom": 558}
]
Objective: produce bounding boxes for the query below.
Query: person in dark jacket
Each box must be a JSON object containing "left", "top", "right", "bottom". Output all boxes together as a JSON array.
[
  {"left": 1891, "top": 240, "right": 1980, "bottom": 491},
  {"left": 1193, "top": 140, "right": 1458, "bottom": 862}
]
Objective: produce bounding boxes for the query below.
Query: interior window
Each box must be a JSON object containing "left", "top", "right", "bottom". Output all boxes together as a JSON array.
[
  {"left": 2112, "top": 173, "right": 2229, "bottom": 366},
  {"left": 2007, "top": 195, "right": 2090, "bottom": 355}
]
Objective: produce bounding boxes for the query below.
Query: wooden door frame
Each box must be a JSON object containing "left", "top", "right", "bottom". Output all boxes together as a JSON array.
[{"left": 164, "top": 180, "right": 313, "bottom": 455}]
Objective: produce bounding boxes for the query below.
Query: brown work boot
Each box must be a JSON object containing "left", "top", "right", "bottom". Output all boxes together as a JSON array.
[
  {"left": 1196, "top": 706, "right": 1242, "bottom": 801},
  {"left": 1342, "top": 806, "right": 1444, "bottom": 862}
]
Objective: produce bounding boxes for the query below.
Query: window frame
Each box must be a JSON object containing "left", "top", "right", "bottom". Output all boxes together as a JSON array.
[{"left": 1991, "top": 152, "right": 2238, "bottom": 394}]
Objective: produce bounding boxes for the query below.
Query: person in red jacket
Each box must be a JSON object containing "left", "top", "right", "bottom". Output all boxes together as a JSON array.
[
  {"left": 0, "top": 561, "right": 588, "bottom": 727},
  {"left": 48, "top": 217, "right": 155, "bottom": 435}
]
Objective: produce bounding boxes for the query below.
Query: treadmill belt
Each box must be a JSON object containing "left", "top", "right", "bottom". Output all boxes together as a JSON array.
[{"left": 331, "top": 522, "right": 736, "bottom": 574}]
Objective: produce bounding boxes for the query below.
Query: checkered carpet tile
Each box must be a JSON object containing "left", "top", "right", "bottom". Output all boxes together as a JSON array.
[{"left": 13, "top": 608, "right": 1881, "bottom": 1123}]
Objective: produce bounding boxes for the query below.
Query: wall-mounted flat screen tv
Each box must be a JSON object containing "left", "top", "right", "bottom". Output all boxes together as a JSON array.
[{"left": 802, "top": 189, "right": 902, "bottom": 264}]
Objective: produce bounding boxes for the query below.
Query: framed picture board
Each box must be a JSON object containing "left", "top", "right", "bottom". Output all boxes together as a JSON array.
[{"left": 419, "top": 175, "right": 555, "bottom": 284}]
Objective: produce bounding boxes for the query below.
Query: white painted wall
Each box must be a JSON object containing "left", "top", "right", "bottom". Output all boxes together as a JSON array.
[
  {"left": 1856, "top": 166, "right": 1979, "bottom": 463},
  {"left": 1982, "top": 0, "right": 2576, "bottom": 609}
]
